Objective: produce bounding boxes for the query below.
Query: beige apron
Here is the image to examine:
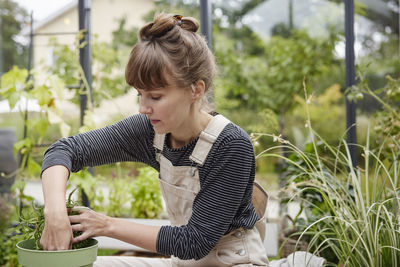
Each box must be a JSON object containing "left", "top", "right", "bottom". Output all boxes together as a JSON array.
[{"left": 95, "top": 115, "right": 269, "bottom": 267}]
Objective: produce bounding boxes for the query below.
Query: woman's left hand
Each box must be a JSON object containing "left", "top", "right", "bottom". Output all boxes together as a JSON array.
[{"left": 69, "top": 206, "right": 112, "bottom": 244}]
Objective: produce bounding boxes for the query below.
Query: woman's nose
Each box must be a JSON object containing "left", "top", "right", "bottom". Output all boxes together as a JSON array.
[{"left": 139, "top": 99, "right": 152, "bottom": 114}]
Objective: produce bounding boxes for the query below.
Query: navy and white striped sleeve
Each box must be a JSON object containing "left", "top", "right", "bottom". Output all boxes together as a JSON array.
[
  {"left": 41, "top": 114, "right": 158, "bottom": 176},
  {"left": 156, "top": 136, "right": 257, "bottom": 260}
]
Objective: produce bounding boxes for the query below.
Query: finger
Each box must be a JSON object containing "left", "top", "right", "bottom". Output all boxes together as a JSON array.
[
  {"left": 40, "top": 236, "right": 68, "bottom": 251},
  {"left": 71, "top": 224, "right": 84, "bottom": 232},
  {"left": 42, "top": 242, "right": 69, "bottom": 251},
  {"left": 72, "top": 232, "right": 91, "bottom": 244},
  {"left": 72, "top": 206, "right": 91, "bottom": 213},
  {"left": 69, "top": 214, "right": 81, "bottom": 224}
]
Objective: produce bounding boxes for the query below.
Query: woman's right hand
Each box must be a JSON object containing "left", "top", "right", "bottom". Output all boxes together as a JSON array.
[{"left": 40, "top": 210, "right": 74, "bottom": 250}]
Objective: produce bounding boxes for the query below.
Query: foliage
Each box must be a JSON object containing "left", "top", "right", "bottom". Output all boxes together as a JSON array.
[
  {"left": 350, "top": 75, "right": 400, "bottom": 160},
  {"left": 48, "top": 33, "right": 129, "bottom": 109},
  {"left": 0, "top": 227, "right": 23, "bottom": 267},
  {"left": 287, "top": 84, "right": 346, "bottom": 149},
  {"left": 255, "top": 81, "right": 400, "bottom": 266},
  {"left": 17, "top": 188, "right": 93, "bottom": 250},
  {"left": 0, "top": 65, "right": 90, "bottom": 264},
  {"left": 0, "top": 0, "right": 29, "bottom": 74},
  {"left": 362, "top": 0, "right": 399, "bottom": 37},
  {"left": 275, "top": 134, "right": 399, "bottom": 266},
  {"left": 0, "top": 188, "right": 92, "bottom": 265},
  {"left": 215, "top": 28, "right": 338, "bottom": 179},
  {"left": 216, "top": 30, "right": 337, "bottom": 115},
  {"left": 0, "top": 195, "right": 11, "bottom": 233},
  {"left": 0, "top": 66, "right": 72, "bottom": 179},
  {"left": 111, "top": 17, "right": 139, "bottom": 49},
  {"left": 69, "top": 168, "right": 99, "bottom": 207},
  {"left": 46, "top": 37, "right": 79, "bottom": 89},
  {"left": 69, "top": 166, "right": 163, "bottom": 219},
  {"left": 0, "top": 194, "right": 19, "bottom": 267},
  {"left": 46, "top": 32, "right": 130, "bottom": 108},
  {"left": 104, "top": 167, "right": 131, "bottom": 217},
  {"left": 142, "top": 0, "right": 199, "bottom": 22},
  {"left": 130, "top": 167, "right": 163, "bottom": 219}
]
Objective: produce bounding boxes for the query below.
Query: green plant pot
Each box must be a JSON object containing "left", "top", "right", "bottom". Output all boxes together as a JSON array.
[{"left": 17, "top": 239, "right": 98, "bottom": 267}]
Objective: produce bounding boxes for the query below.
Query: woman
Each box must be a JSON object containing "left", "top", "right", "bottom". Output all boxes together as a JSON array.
[{"left": 40, "top": 13, "right": 269, "bottom": 266}]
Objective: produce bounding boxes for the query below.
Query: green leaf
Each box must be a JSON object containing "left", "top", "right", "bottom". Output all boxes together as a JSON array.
[
  {"left": 48, "top": 75, "right": 66, "bottom": 100},
  {"left": 27, "top": 158, "right": 42, "bottom": 176},
  {"left": 13, "top": 138, "right": 33, "bottom": 155},
  {"left": 0, "top": 66, "right": 28, "bottom": 92},
  {"left": 0, "top": 84, "right": 14, "bottom": 96},
  {"left": 7, "top": 91, "right": 21, "bottom": 110},
  {"left": 34, "top": 118, "right": 49, "bottom": 138},
  {"left": 11, "top": 179, "right": 26, "bottom": 193},
  {"left": 304, "top": 143, "right": 314, "bottom": 153},
  {"left": 31, "top": 85, "right": 53, "bottom": 106}
]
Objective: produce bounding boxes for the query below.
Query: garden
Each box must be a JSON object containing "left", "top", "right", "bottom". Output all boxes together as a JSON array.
[{"left": 0, "top": 0, "right": 399, "bottom": 266}]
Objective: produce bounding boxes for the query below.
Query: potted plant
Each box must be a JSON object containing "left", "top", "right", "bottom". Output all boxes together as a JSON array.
[
  {"left": 278, "top": 211, "right": 309, "bottom": 258},
  {"left": 16, "top": 189, "right": 98, "bottom": 267}
]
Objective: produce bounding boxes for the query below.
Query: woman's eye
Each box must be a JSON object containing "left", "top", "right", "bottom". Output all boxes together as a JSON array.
[{"left": 151, "top": 96, "right": 161, "bottom": 100}]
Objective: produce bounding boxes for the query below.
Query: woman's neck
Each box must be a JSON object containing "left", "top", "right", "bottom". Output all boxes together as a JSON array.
[{"left": 169, "top": 110, "right": 212, "bottom": 149}]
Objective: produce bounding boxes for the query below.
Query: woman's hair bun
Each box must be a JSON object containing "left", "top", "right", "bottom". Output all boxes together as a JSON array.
[
  {"left": 139, "top": 13, "right": 199, "bottom": 41},
  {"left": 180, "top": 17, "right": 199, "bottom": 32}
]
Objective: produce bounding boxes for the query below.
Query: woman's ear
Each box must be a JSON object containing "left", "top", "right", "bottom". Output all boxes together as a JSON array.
[{"left": 191, "top": 80, "right": 205, "bottom": 102}]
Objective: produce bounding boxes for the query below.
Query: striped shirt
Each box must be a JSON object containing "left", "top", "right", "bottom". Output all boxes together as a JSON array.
[{"left": 42, "top": 114, "right": 259, "bottom": 260}]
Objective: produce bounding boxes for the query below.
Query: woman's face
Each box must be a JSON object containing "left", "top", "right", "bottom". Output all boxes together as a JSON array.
[{"left": 137, "top": 84, "right": 194, "bottom": 134}]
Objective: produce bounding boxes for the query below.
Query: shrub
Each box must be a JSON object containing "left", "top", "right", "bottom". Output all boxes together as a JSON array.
[{"left": 130, "top": 167, "right": 163, "bottom": 219}]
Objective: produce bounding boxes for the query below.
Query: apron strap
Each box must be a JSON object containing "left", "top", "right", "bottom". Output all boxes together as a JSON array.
[
  {"left": 189, "top": 115, "right": 231, "bottom": 166},
  {"left": 153, "top": 133, "right": 165, "bottom": 151},
  {"left": 252, "top": 182, "right": 269, "bottom": 219}
]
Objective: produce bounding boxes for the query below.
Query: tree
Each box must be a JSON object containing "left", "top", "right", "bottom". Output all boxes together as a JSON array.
[
  {"left": 0, "top": 0, "right": 29, "bottom": 75},
  {"left": 215, "top": 29, "right": 337, "bottom": 135}
]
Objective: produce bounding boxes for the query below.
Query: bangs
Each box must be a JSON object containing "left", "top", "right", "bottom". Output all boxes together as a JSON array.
[{"left": 125, "top": 42, "right": 172, "bottom": 90}]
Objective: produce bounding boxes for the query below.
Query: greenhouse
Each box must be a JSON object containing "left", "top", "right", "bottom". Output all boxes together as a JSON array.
[{"left": 0, "top": 0, "right": 399, "bottom": 266}]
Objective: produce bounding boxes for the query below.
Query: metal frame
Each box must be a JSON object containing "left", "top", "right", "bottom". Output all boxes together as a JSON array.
[
  {"left": 0, "top": 15, "right": 3, "bottom": 75},
  {"left": 78, "top": 0, "right": 93, "bottom": 127},
  {"left": 78, "top": 0, "right": 93, "bottom": 207},
  {"left": 200, "top": 0, "right": 213, "bottom": 50},
  {"left": 345, "top": 0, "right": 357, "bottom": 168}
]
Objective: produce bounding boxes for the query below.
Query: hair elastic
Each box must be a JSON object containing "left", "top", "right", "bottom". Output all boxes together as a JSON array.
[{"left": 173, "top": 14, "right": 183, "bottom": 26}]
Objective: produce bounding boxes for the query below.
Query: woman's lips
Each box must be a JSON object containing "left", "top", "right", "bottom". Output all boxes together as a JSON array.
[{"left": 150, "top": 119, "right": 160, "bottom": 125}]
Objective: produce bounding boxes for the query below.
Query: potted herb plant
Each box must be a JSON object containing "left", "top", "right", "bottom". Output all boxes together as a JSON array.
[{"left": 16, "top": 189, "right": 98, "bottom": 267}]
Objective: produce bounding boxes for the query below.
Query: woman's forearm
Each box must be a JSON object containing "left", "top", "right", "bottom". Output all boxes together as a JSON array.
[
  {"left": 70, "top": 211, "right": 160, "bottom": 252},
  {"left": 42, "top": 165, "right": 69, "bottom": 214},
  {"left": 106, "top": 218, "right": 160, "bottom": 252},
  {"left": 41, "top": 165, "right": 73, "bottom": 250}
]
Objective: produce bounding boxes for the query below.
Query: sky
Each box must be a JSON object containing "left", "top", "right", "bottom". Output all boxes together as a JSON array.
[{"left": 15, "top": 0, "right": 74, "bottom": 21}]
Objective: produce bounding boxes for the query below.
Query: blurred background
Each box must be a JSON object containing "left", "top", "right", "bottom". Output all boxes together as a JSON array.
[{"left": 0, "top": 0, "right": 399, "bottom": 265}]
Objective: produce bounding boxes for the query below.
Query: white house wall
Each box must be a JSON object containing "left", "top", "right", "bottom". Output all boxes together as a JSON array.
[{"left": 33, "top": 0, "right": 154, "bottom": 68}]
